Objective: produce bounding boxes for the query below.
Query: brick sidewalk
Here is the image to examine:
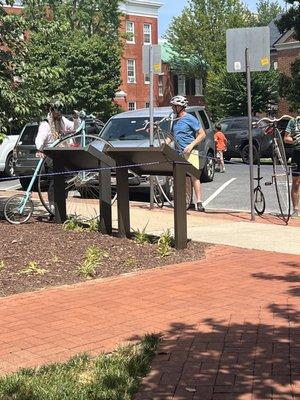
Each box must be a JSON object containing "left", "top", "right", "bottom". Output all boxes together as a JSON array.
[{"left": 0, "top": 245, "right": 299, "bottom": 399}]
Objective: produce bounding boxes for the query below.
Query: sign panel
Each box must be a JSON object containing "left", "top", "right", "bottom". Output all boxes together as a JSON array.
[
  {"left": 143, "top": 44, "right": 162, "bottom": 74},
  {"left": 226, "top": 27, "right": 270, "bottom": 73}
]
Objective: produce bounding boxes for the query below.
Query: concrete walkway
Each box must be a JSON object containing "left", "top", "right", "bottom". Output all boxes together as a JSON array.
[{"left": 112, "top": 204, "right": 300, "bottom": 255}]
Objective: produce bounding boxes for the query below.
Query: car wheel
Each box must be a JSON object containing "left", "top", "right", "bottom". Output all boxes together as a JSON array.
[
  {"left": 224, "top": 155, "right": 231, "bottom": 161},
  {"left": 201, "top": 151, "right": 215, "bottom": 182},
  {"left": 4, "top": 153, "right": 15, "bottom": 177},
  {"left": 241, "top": 144, "right": 259, "bottom": 164}
]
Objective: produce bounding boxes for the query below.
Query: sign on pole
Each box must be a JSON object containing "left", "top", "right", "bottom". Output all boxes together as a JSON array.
[
  {"left": 226, "top": 27, "right": 270, "bottom": 222},
  {"left": 226, "top": 27, "right": 270, "bottom": 73},
  {"left": 143, "top": 45, "right": 162, "bottom": 75}
]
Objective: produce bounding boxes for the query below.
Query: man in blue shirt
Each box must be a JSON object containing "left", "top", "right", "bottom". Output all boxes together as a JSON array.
[{"left": 166, "top": 95, "right": 206, "bottom": 212}]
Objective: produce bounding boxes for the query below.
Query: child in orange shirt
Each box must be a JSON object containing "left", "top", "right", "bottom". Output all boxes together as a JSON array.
[{"left": 214, "top": 124, "right": 227, "bottom": 173}]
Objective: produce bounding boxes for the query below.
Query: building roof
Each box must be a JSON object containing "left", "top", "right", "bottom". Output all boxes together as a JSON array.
[{"left": 269, "top": 15, "right": 283, "bottom": 49}]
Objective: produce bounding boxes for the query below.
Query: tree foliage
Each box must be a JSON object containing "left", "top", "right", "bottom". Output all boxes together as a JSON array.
[
  {"left": 166, "top": 0, "right": 283, "bottom": 120},
  {"left": 0, "top": 0, "right": 122, "bottom": 134},
  {"left": 256, "top": 0, "right": 284, "bottom": 27},
  {"left": 206, "top": 67, "right": 279, "bottom": 119},
  {"left": 276, "top": 0, "right": 300, "bottom": 40},
  {"left": 279, "top": 59, "right": 300, "bottom": 112}
]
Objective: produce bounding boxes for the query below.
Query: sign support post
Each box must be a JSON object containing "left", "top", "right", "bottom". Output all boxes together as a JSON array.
[
  {"left": 245, "top": 47, "right": 255, "bottom": 221},
  {"left": 226, "top": 26, "right": 270, "bottom": 220}
]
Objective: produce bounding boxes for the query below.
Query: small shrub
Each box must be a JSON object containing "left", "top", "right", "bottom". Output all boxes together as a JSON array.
[
  {"left": 132, "top": 222, "right": 150, "bottom": 245},
  {"left": 63, "top": 216, "right": 84, "bottom": 231},
  {"left": 20, "top": 261, "right": 48, "bottom": 276},
  {"left": 157, "top": 229, "right": 172, "bottom": 257},
  {"left": 0, "top": 132, "right": 6, "bottom": 144},
  {"left": 78, "top": 246, "right": 109, "bottom": 279},
  {"left": 124, "top": 257, "right": 137, "bottom": 268},
  {"left": 88, "top": 218, "right": 100, "bottom": 232}
]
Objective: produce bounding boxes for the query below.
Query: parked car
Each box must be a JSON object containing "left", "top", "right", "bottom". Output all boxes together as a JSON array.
[
  {"left": 218, "top": 116, "right": 293, "bottom": 164},
  {"left": 100, "top": 106, "right": 216, "bottom": 190},
  {"left": 13, "top": 117, "right": 104, "bottom": 190},
  {"left": 0, "top": 123, "right": 21, "bottom": 177}
]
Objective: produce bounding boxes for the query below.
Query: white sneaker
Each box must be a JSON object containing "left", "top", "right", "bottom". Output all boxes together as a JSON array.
[{"left": 291, "top": 209, "right": 299, "bottom": 218}]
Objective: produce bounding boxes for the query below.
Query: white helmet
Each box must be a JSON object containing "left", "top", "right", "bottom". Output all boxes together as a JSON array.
[{"left": 170, "top": 95, "right": 188, "bottom": 108}]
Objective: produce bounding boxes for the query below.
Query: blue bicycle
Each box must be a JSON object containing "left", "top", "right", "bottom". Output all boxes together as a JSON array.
[{"left": 4, "top": 112, "right": 110, "bottom": 224}]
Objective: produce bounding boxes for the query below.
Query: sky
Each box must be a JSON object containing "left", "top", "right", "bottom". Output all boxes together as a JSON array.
[{"left": 158, "top": 0, "right": 288, "bottom": 36}]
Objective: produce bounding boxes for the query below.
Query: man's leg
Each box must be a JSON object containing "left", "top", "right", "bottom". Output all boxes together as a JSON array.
[
  {"left": 45, "top": 157, "right": 55, "bottom": 215},
  {"left": 191, "top": 176, "right": 204, "bottom": 211},
  {"left": 291, "top": 176, "right": 300, "bottom": 216}
]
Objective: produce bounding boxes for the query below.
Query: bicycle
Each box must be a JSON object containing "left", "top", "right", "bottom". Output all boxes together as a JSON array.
[
  {"left": 135, "top": 114, "right": 193, "bottom": 210},
  {"left": 4, "top": 111, "right": 111, "bottom": 224},
  {"left": 254, "top": 114, "right": 296, "bottom": 223}
]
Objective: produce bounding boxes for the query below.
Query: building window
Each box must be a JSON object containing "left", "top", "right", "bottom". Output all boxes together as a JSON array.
[
  {"left": 128, "top": 102, "right": 136, "bottom": 111},
  {"left": 126, "top": 21, "right": 135, "bottom": 43},
  {"left": 144, "top": 73, "right": 150, "bottom": 84},
  {"left": 145, "top": 102, "right": 150, "bottom": 108},
  {"left": 143, "top": 24, "right": 152, "bottom": 44},
  {"left": 127, "top": 59, "right": 136, "bottom": 83}
]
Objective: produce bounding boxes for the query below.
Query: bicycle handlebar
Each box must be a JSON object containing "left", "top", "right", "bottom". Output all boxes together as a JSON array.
[
  {"left": 256, "top": 114, "right": 299, "bottom": 125},
  {"left": 135, "top": 113, "right": 176, "bottom": 132}
]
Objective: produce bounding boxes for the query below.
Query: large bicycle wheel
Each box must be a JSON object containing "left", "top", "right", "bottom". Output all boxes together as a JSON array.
[
  {"left": 254, "top": 187, "right": 266, "bottom": 215},
  {"left": 37, "top": 133, "right": 115, "bottom": 223},
  {"left": 272, "top": 129, "right": 291, "bottom": 223},
  {"left": 155, "top": 176, "right": 193, "bottom": 210},
  {"left": 153, "top": 179, "right": 164, "bottom": 208},
  {"left": 4, "top": 194, "right": 34, "bottom": 224}
]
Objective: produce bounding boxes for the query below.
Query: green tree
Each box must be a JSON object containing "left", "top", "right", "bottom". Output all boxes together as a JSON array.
[
  {"left": 206, "top": 67, "right": 279, "bottom": 119},
  {"left": 166, "top": 0, "right": 254, "bottom": 71},
  {"left": 256, "top": 0, "right": 284, "bottom": 26},
  {"left": 279, "top": 59, "right": 300, "bottom": 112},
  {"left": 276, "top": 0, "right": 300, "bottom": 40}
]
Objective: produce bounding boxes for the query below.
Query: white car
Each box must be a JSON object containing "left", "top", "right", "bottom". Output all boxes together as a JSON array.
[{"left": 0, "top": 126, "right": 20, "bottom": 177}]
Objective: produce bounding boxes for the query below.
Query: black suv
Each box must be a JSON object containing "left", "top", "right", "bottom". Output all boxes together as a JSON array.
[
  {"left": 13, "top": 118, "right": 104, "bottom": 190},
  {"left": 218, "top": 116, "right": 293, "bottom": 163}
]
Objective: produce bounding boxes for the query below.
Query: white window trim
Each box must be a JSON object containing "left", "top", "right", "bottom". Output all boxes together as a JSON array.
[
  {"left": 126, "top": 20, "right": 135, "bottom": 44},
  {"left": 195, "top": 78, "right": 203, "bottom": 96},
  {"left": 127, "top": 59, "right": 136, "bottom": 84},
  {"left": 144, "top": 73, "right": 150, "bottom": 85},
  {"left": 143, "top": 23, "right": 152, "bottom": 45}
]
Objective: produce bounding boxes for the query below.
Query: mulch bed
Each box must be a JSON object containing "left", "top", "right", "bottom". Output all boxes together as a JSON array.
[{"left": 0, "top": 220, "right": 210, "bottom": 297}]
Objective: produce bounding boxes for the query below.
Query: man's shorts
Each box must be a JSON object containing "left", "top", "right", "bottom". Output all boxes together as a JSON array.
[{"left": 291, "top": 150, "right": 300, "bottom": 178}]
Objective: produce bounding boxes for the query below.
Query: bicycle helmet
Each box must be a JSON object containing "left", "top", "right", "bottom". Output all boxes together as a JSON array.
[{"left": 170, "top": 95, "right": 188, "bottom": 108}]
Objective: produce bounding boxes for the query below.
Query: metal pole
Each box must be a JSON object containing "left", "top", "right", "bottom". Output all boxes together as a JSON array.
[
  {"left": 245, "top": 47, "right": 255, "bottom": 221},
  {"left": 149, "top": 45, "right": 154, "bottom": 209}
]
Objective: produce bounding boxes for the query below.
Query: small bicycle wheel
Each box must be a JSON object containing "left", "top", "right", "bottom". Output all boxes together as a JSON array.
[
  {"left": 272, "top": 129, "right": 291, "bottom": 223},
  {"left": 153, "top": 180, "right": 164, "bottom": 208},
  {"left": 4, "top": 194, "right": 34, "bottom": 224},
  {"left": 37, "top": 133, "right": 114, "bottom": 223},
  {"left": 254, "top": 187, "right": 266, "bottom": 215},
  {"left": 155, "top": 176, "right": 192, "bottom": 210}
]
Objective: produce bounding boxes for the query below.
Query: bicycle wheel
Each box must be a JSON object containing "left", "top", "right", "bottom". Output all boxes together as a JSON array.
[
  {"left": 272, "top": 129, "right": 291, "bottom": 223},
  {"left": 155, "top": 176, "right": 192, "bottom": 210},
  {"left": 254, "top": 187, "right": 265, "bottom": 215},
  {"left": 38, "top": 133, "right": 115, "bottom": 223},
  {"left": 4, "top": 194, "right": 34, "bottom": 224},
  {"left": 153, "top": 180, "right": 164, "bottom": 208}
]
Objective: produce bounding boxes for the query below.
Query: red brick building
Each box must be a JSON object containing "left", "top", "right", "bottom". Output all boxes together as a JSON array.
[{"left": 115, "top": 0, "right": 163, "bottom": 111}]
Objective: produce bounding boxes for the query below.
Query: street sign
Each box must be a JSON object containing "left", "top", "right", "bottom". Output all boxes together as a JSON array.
[
  {"left": 226, "top": 27, "right": 270, "bottom": 73},
  {"left": 143, "top": 44, "right": 162, "bottom": 74}
]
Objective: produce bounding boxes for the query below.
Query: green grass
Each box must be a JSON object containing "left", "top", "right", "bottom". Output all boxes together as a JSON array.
[{"left": 0, "top": 334, "right": 160, "bottom": 400}]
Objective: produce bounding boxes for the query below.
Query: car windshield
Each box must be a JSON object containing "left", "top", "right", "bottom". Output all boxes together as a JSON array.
[{"left": 100, "top": 117, "right": 171, "bottom": 141}]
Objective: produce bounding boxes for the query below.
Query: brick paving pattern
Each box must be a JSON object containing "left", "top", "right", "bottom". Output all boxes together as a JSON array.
[{"left": 0, "top": 245, "right": 299, "bottom": 399}]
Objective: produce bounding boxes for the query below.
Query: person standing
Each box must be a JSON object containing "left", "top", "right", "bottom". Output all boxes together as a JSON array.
[
  {"left": 284, "top": 117, "right": 300, "bottom": 218},
  {"left": 35, "top": 100, "right": 79, "bottom": 219},
  {"left": 166, "top": 95, "right": 206, "bottom": 212},
  {"left": 214, "top": 124, "right": 227, "bottom": 173}
]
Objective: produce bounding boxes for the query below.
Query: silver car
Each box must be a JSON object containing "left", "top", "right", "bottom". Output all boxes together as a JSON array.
[{"left": 100, "top": 106, "right": 216, "bottom": 189}]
